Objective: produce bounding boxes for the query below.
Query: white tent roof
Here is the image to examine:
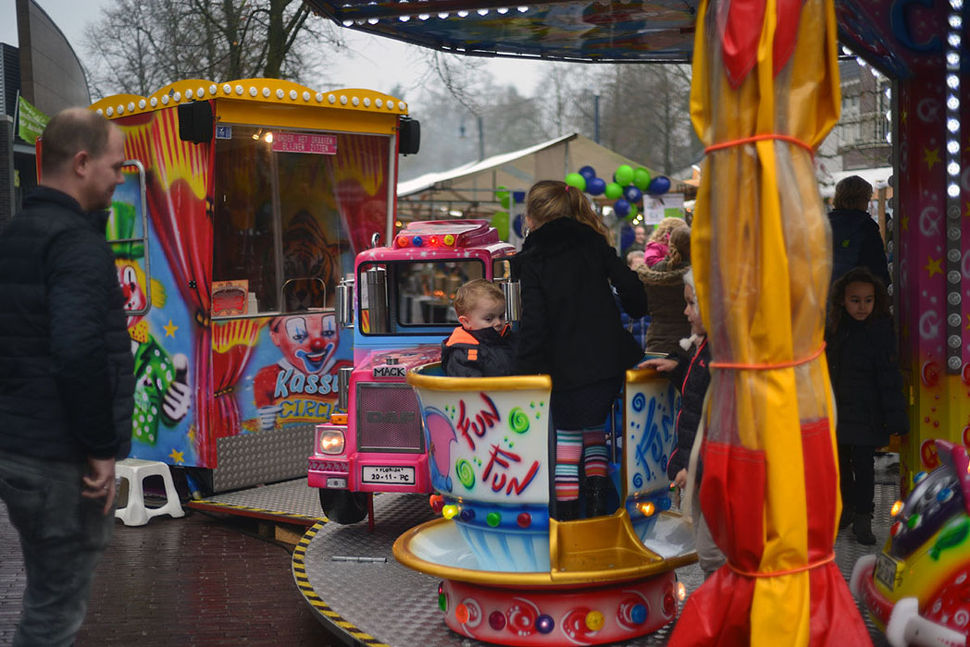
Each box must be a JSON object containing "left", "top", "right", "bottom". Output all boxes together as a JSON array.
[{"left": 819, "top": 166, "right": 893, "bottom": 197}]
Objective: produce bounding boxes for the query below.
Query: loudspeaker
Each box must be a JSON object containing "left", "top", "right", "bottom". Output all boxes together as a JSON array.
[
  {"left": 399, "top": 117, "right": 420, "bottom": 156},
  {"left": 178, "top": 101, "right": 213, "bottom": 144}
]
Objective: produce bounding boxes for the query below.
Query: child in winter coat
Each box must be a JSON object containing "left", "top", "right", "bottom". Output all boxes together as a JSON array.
[
  {"left": 642, "top": 217, "right": 687, "bottom": 268},
  {"left": 639, "top": 268, "right": 725, "bottom": 578},
  {"left": 441, "top": 279, "right": 514, "bottom": 378},
  {"left": 826, "top": 266, "right": 908, "bottom": 545},
  {"left": 513, "top": 180, "right": 647, "bottom": 521},
  {"left": 638, "top": 225, "right": 692, "bottom": 356}
]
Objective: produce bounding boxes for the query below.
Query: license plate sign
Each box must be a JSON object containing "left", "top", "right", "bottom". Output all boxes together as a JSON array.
[
  {"left": 362, "top": 466, "right": 415, "bottom": 485},
  {"left": 875, "top": 552, "right": 900, "bottom": 591}
]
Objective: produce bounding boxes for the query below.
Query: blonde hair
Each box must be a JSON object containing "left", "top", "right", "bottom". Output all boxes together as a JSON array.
[
  {"left": 648, "top": 217, "right": 686, "bottom": 243},
  {"left": 453, "top": 279, "right": 505, "bottom": 317},
  {"left": 526, "top": 180, "right": 613, "bottom": 244},
  {"left": 665, "top": 226, "right": 691, "bottom": 268}
]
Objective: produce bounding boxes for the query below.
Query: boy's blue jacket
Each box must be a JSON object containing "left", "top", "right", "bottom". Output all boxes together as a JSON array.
[{"left": 441, "top": 325, "right": 514, "bottom": 377}]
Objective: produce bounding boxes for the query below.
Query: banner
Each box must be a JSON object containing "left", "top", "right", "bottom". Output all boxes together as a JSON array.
[{"left": 17, "top": 95, "right": 48, "bottom": 144}]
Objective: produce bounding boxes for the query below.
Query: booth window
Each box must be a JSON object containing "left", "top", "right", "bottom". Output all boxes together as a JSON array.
[
  {"left": 106, "top": 160, "right": 151, "bottom": 318},
  {"left": 212, "top": 126, "right": 387, "bottom": 318},
  {"left": 357, "top": 259, "right": 485, "bottom": 333}
]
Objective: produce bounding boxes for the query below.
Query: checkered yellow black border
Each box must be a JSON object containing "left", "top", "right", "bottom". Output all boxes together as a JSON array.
[
  {"left": 185, "top": 499, "right": 323, "bottom": 525},
  {"left": 292, "top": 522, "right": 390, "bottom": 647}
]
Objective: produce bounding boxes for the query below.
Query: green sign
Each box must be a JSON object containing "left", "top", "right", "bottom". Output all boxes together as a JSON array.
[{"left": 17, "top": 96, "right": 48, "bottom": 145}]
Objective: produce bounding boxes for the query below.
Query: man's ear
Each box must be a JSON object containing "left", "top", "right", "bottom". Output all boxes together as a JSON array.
[{"left": 72, "top": 150, "right": 90, "bottom": 178}]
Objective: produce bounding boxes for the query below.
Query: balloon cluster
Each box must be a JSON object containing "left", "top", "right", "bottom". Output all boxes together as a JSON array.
[
  {"left": 491, "top": 185, "right": 526, "bottom": 239},
  {"left": 564, "top": 164, "right": 671, "bottom": 222}
]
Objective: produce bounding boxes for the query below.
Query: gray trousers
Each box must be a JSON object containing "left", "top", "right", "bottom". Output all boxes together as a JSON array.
[
  {"left": 0, "top": 449, "right": 114, "bottom": 647},
  {"left": 690, "top": 485, "right": 726, "bottom": 578}
]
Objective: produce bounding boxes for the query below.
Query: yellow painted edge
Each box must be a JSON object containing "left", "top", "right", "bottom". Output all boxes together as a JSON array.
[
  {"left": 291, "top": 521, "right": 391, "bottom": 647},
  {"left": 392, "top": 516, "right": 696, "bottom": 587},
  {"left": 406, "top": 365, "right": 553, "bottom": 392},
  {"left": 90, "top": 78, "right": 407, "bottom": 120}
]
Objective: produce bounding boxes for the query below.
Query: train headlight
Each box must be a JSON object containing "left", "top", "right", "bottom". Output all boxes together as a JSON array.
[{"left": 318, "top": 429, "right": 345, "bottom": 455}]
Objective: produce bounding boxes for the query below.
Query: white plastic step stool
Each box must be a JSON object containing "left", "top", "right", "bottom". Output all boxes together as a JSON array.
[{"left": 115, "top": 458, "right": 185, "bottom": 526}]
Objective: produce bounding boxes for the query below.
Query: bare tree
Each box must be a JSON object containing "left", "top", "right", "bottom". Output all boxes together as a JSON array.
[{"left": 84, "top": 0, "right": 343, "bottom": 98}]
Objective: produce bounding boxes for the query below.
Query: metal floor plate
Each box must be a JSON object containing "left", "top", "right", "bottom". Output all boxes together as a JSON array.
[
  {"left": 292, "top": 477, "right": 898, "bottom": 646},
  {"left": 189, "top": 478, "right": 325, "bottom": 525}
]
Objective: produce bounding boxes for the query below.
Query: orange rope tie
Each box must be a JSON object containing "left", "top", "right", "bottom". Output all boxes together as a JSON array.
[
  {"left": 709, "top": 343, "right": 825, "bottom": 371},
  {"left": 704, "top": 133, "right": 815, "bottom": 156},
  {"left": 728, "top": 553, "right": 836, "bottom": 578}
]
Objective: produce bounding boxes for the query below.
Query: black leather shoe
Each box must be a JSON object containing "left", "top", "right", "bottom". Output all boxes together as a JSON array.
[{"left": 839, "top": 505, "right": 854, "bottom": 530}]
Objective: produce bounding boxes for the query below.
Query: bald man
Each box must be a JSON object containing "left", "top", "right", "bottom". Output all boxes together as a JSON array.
[{"left": 0, "top": 108, "right": 135, "bottom": 646}]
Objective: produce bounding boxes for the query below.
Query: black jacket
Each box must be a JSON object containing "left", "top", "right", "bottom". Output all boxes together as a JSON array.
[
  {"left": 0, "top": 187, "right": 135, "bottom": 461},
  {"left": 511, "top": 217, "right": 647, "bottom": 390},
  {"left": 826, "top": 314, "right": 908, "bottom": 447},
  {"left": 665, "top": 338, "right": 711, "bottom": 480},
  {"left": 828, "top": 208, "right": 891, "bottom": 286},
  {"left": 441, "top": 325, "right": 515, "bottom": 377}
]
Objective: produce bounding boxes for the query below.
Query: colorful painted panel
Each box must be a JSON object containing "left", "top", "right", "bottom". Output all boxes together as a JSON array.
[
  {"left": 624, "top": 377, "right": 680, "bottom": 500},
  {"left": 415, "top": 385, "right": 551, "bottom": 506}
]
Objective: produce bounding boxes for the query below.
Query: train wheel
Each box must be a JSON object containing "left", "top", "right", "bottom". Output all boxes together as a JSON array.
[{"left": 319, "top": 489, "right": 369, "bottom": 524}]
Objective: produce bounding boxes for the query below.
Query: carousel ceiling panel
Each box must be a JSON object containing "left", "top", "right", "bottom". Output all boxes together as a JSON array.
[
  {"left": 305, "top": 1, "right": 957, "bottom": 77},
  {"left": 303, "top": 1, "right": 700, "bottom": 63}
]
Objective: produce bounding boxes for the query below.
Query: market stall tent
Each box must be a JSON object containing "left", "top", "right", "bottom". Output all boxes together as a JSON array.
[{"left": 396, "top": 133, "right": 669, "bottom": 222}]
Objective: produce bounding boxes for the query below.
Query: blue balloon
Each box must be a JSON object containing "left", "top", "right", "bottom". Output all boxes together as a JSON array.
[
  {"left": 513, "top": 213, "right": 524, "bottom": 238},
  {"left": 648, "top": 176, "right": 671, "bottom": 195},
  {"left": 619, "top": 223, "right": 635, "bottom": 251},
  {"left": 587, "top": 177, "right": 606, "bottom": 196},
  {"left": 613, "top": 198, "right": 631, "bottom": 217},
  {"left": 624, "top": 186, "right": 643, "bottom": 203},
  {"left": 578, "top": 165, "right": 597, "bottom": 181}
]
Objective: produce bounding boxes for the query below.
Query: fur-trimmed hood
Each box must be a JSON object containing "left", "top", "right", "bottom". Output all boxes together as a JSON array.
[{"left": 637, "top": 260, "right": 689, "bottom": 286}]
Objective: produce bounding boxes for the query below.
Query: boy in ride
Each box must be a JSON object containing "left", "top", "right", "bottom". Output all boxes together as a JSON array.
[{"left": 441, "top": 279, "right": 514, "bottom": 377}]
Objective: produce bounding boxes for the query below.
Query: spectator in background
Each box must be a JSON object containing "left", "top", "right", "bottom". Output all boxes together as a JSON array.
[
  {"left": 0, "top": 108, "right": 135, "bottom": 647},
  {"left": 638, "top": 225, "right": 692, "bottom": 356},
  {"left": 828, "top": 175, "right": 891, "bottom": 286},
  {"left": 622, "top": 224, "right": 648, "bottom": 258},
  {"left": 643, "top": 217, "right": 687, "bottom": 268}
]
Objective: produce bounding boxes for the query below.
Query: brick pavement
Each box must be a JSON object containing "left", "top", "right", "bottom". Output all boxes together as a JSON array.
[{"left": 0, "top": 506, "right": 339, "bottom": 646}]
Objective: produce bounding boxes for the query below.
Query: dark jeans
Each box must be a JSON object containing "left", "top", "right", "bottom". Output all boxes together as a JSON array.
[
  {"left": 838, "top": 443, "right": 876, "bottom": 515},
  {"left": 0, "top": 449, "right": 114, "bottom": 647}
]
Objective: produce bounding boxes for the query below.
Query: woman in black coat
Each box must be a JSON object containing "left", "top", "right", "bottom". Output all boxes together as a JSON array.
[
  {"left": 512, "top": 180, "right": 647, "bottom": 520},
  {"left": 826, "top": 267, "right": 908, "bottom": 545}
]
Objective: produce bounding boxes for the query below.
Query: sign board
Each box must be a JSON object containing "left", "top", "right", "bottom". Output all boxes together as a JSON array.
[
  {"left": 272, "top": 132, "right": 337, "bottom": 155},
  {"left": 643, "top": 192, "right": 686, "bottom": 226},
  {"left": 17, "top": 95, "right": 48, "bottom": 144}
]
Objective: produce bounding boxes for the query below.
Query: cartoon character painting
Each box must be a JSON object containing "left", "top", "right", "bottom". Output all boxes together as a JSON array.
[
  {"left": 109, "top": 200, "right": 191, "bottom": 448},
  {"left": 253, "top": 312, "right": 350, "bottom": 431}
]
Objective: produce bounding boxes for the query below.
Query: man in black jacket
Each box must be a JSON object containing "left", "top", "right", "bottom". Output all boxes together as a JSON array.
[{"left": 0, "top": 108, "right": 135, "bottom": 646}]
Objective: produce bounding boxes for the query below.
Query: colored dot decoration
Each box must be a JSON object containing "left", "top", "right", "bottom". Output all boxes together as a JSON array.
[
  {"left": 438, "top": 593, "right": 447, "bottom": 611},
  {"left": 536, "top": 614, "right": 554, "bottom": 633},
  {"left": 508, "top": 407, "right": 530, "bottom": 433},
  {"left": 517, "top": 512, "right": 532, "bottom": 528},
  {"left": 455, "top": 459, "right": 476, "bottom": 489},
  {"left": 586, "top": 610, "right": 604, "bottom": 631},
  {"left": 455, "top": 603, "right": 469, "bottom": 624},
  {"left": 489, "top": 610, "right": 506, "bottom": 630},
  {"left": 442, "top": 504, "right": 459, "bottom": 519},
  {"left": 486, "top": 512, "right": 501, "bottom": 527}
]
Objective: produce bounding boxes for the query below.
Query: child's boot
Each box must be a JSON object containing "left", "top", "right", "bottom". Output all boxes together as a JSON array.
[
  {"left": 584, "top": 475, "right": 612, "bottom": 517},
  {"left": 852, "top": 512, "right": 876, "bottom": 545},
  {"left": 555, "top": 499, "right": 580, "bottom": 521},
  {"left": 839, "top": 505, "right": 854, "bottom": 530}
]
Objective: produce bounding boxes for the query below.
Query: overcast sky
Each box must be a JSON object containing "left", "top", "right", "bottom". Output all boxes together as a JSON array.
[{"left": 0, "top": 0, "right": 548, "bottom": 102}]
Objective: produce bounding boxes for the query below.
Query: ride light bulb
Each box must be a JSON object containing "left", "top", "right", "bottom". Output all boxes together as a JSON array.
[
  {"left": 890, "top": 500, "right": 904, "bottom": 517},
  {"left": 637, "top": 501, "right": 656, "bottom": 517}
]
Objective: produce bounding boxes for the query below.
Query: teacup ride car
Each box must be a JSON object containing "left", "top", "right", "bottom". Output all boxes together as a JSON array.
[
  {"left": 393, "top": 364, "right": 696, "bottom": 646},
  {"left": 851, "top": 439, "right": 970, "bottom": 647}
]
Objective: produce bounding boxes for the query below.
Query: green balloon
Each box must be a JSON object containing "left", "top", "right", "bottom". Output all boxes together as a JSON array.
[
  {"left": 564, "top": 173, "right": 587, "bottom": 192},
  {"left": 605, "top": 182, "right": 623, "bottom": 200},
  {"left": 615, "top": 164, "right": 634, "bottom": 186},
  {"left": 633, "top": 167, "right": 652, "bottom": 191},
  {"left": 494, "top": 185, "right": 511, "bottom": 209},
  {"left": 626, "top": 204, "right": 639, "bottom": 221},
  {"left": 491, "top": 211, "right": 510, "bottom": 240}
]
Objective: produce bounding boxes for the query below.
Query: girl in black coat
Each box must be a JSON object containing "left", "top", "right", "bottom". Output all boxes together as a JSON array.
[
  {"left": 826, "top": 267, "right": 908, "bottom": 545},
  {"left": 512, "top": 180, "right": 647, "bottom": 520}
]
